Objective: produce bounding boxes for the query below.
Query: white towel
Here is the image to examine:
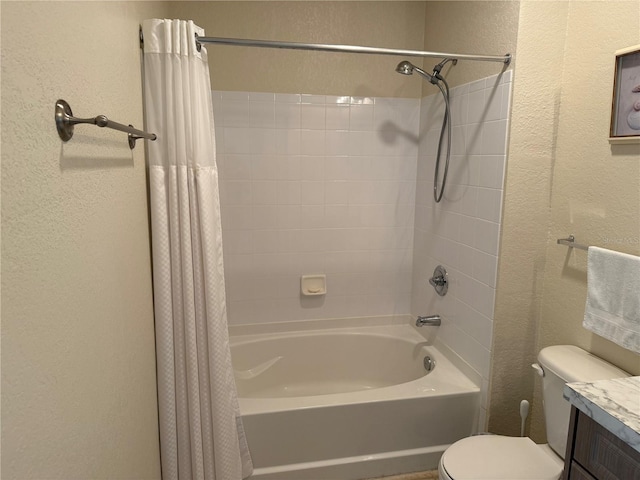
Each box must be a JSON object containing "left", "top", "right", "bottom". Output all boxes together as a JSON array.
[{"left": 583, "top": 246, "right": 640, "bottom": 353}]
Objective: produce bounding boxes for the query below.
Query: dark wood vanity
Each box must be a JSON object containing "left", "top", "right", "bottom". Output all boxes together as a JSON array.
[{"left": 564, "top": 406, "right": 640, "bottom": 480}]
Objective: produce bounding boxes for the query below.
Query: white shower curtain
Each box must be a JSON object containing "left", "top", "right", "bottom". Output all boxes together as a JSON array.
[{"left": 142, "top": 19, "right": 253, "bottom": 480}]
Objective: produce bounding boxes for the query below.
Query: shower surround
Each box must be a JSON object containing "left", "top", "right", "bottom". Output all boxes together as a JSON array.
[
  {"left": 412, "top": 70, "right": 512, "bottom": 428},
  {"left": 213, "top": 70, "right": 512, "bottom": 431}
]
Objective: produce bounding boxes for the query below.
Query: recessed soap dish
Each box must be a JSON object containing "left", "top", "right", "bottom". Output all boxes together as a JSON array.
[{"left": 301, "top": 274, "right": 326, "bottom": 296}]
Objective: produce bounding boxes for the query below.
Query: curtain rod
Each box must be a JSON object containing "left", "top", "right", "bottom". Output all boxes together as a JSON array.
[{"left": 193, "top": 35, "right": 512, "bottom": 65}]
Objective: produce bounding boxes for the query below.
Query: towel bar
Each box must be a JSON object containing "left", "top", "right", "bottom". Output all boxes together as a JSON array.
[
  {"left": 557, "top": 235, "right": 589, "bottom": 251},
  {"left": 55, "top": 99, "right": 156, "bottom": 150}
]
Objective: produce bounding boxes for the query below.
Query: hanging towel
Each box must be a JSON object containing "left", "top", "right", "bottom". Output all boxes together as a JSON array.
[{"left": 583, "top": 246, "right": 640, "bottom": 354}]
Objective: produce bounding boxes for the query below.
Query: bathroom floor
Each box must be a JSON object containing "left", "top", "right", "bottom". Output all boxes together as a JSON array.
[{"left": 371, "top": 470, "right": 439, "bottom": 480}]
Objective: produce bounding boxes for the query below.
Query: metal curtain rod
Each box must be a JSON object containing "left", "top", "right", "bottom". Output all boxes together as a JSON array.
[
  {"left": 55, "top": 99, "right": 157, "bottom": 150},
  {"left": 193, "top": 35, "right": 512, "bottom": 64}
]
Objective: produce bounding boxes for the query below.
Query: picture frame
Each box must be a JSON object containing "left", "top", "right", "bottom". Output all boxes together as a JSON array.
[{"left": 609, "top": 44, "right": 640, "bottom": 144}]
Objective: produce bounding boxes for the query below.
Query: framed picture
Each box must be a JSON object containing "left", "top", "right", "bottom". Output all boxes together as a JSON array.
[{"left": 609, "top": 44, "right": 640, "bottom": 144}]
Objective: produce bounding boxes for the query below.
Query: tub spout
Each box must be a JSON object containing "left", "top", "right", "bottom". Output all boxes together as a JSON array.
[{"left": 416, "top": 315, "right": 441, "bottom": 327}]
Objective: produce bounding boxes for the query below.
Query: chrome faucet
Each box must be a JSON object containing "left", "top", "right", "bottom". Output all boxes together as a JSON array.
[{"left": 415, "top": 315, "right": 441, "bottom": 327}]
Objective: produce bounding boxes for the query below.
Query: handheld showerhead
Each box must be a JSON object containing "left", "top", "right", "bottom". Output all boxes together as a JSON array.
[
  {"left": 395, "top": 60, "right": 436, "bottom": 83},
  {"left": 395, "top": 58, "right": 455, "bottom": 203},
  {"left": 395, "top": 61, "right": 414, "bottom": 76},
  {"left": 396, "top": 59, "right": 458, "bottom": 84}
]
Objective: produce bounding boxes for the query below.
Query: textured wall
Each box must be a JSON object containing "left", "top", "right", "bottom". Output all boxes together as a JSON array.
[
  {"left": 1, "top": 2, "right": 165, "bottom": 478},
  {"left": 538, "top": 0, "right": 640, "bottom": 374},
  {"left": 532, "top": 0, "right": 640, "bottom": 441},
  {"left": 489, "top": 0, "right": 567, "bottom": 438},
  {"left": 168, "top": 1, "right": 426, "bottom": 98},
  {"left": 422, "top": 1, "right": 520, "bottom": 91},
  {"left": 491, "top": 0, "right": 640, "bottom": 441}
]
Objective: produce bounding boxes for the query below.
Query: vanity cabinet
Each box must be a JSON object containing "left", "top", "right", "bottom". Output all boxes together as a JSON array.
[{"left": 563, "top": 406, "right": 640, "bottom": 480}]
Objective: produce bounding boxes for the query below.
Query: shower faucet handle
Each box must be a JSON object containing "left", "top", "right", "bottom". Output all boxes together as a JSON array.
[{"left": 429, "top": 265, "right": 448, "bottom": 296}]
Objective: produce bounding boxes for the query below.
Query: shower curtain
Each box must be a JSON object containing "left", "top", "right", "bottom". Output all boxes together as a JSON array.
[{"left": 142, "top": 19, "right": 253, "bottom": 480}]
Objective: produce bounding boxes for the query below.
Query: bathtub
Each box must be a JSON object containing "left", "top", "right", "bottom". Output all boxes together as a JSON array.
[{"left": 229, "top": 315, "right": 481, "bottom": 480}]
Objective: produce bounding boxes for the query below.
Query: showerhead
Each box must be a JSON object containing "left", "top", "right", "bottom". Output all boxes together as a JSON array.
[
  {"left": 395, "top": 61, "right": 415, "bottom": 76},
  {"left": 395, "top": 60, "right": 436, "bottom": 84},
  {"left": 395, "top": 58, "right": 455, "bottom": 203},
  {"left": 396, "top": 58, "right": 458, "bottom": 84}
]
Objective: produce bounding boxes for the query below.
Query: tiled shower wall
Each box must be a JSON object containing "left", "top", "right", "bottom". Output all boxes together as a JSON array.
[
  {"left": 411, "top": 71, "right": 512, "bottom": 429},
  {"left": 213, "top": 92, "right": 419, "bottom": 325}
]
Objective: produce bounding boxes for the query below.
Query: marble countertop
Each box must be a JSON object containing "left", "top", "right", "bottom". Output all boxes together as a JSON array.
[{"left": 564, "top": 376, "right": 640, "bottom": 453}]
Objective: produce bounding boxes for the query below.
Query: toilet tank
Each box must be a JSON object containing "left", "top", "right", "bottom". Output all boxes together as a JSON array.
[{"left": 537, "top": 345, "right": 629, "bottom": 458}]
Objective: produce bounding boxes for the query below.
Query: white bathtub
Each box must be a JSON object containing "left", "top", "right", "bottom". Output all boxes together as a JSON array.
[{"left": 229, "top": 316, "right": 481, "bottom": 480}]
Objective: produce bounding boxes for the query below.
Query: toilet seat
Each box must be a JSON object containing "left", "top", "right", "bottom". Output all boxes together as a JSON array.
[{"left": 439, "top": 435, "right": 563, "bottom": 480}]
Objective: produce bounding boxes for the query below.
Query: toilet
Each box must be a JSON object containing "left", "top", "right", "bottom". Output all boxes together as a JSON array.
[{"left": 438, "top": 345, "right": 629, "bottom": 480}]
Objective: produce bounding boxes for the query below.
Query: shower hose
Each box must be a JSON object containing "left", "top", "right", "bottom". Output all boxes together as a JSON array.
[{"left": 433, "top": 77, "right": 452, "bottom": 203}]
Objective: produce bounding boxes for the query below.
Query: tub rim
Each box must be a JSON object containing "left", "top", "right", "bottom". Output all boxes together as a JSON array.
[{"left": 229, "top": 315, "right": 481, "bottom": 414}]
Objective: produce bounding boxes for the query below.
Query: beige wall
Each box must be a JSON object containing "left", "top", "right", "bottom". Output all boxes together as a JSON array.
[
  {"left": 531, "top": 0, "right": 640, "bottom": 441},
  {"left": 491, "top": 0, "right": 640, "bottom": 440},
  {"left": 538, "top": 0, "right": 640, "bottom": 374},
  {"left": 1, "top": 2, "right": 166, "bottom": 478},
  {"left": 422, "top": 1, "right": 520, "bottom": 91},
  {"left": 169, "top": 1, "right": 426, "bottom": 98}
]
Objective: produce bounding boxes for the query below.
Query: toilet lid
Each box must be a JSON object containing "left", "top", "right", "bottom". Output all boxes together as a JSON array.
[{"left": 441, "top": 435, "right": 563, "bottom": 480}]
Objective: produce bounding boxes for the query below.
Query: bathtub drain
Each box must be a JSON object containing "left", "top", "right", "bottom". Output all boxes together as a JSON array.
[{"left": 423, "top": 355, "right": 436, "bottom": 372}]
